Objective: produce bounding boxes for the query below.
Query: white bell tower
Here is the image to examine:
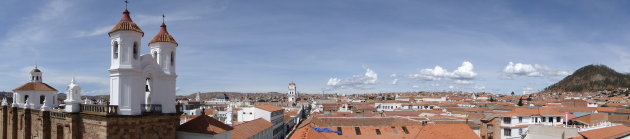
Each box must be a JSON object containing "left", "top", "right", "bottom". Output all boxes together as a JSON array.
[
  {"left": 288, "top": 82, "right": 297, "bottom": 102},
  {"left": 108, "top": 9, "right": 145, "bottom": 115}
]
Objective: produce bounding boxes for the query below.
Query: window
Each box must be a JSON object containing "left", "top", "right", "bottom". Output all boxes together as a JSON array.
[
  {"left": 153, "top": 51, "right": 158, "bottom": 58},
  {"left": 392, "top": 126, "right": 398, "bottom": 134},
  {"left": 133, "top": 42, "right": 138, "bottom": 59},
  {"left": 402, "top": 126, "right": 409, "bottom": 134},
  {"left": 504, "top": 129, "right": 511, "bottom": 136},
  {"left": 518, "top": 117, "right": 523, "bottom": 123},
  {"left": 113, "top": 41, "right": 119, "bottom": 59},
  {"left": 24, "top": 95, "right": 29, "bottom": 103},
  {"left": 354, "top": 127, "right": 361, "bottom": 135},
  {"left": 542, "top": 117, "right": 546, "bottom": 122},
  {"left": 375, "top": 129, "right": 381, "bottom": 135},
  {"left": 503, "top": 117, "right": 511, "bottom": 124},
  {"left": 170, "top": 51, "right": 175, "bottom": 66},
  {"left": 337, "top": 127, "right": 343, "bottom": 135},
  {"left": 39, "top": 95, "right": 45, "bottom": 104},
  {"left": 535, "top": 117, "right": 539, "bottom": 123},
  {"left": 519, "top": 128, "right": 523, "bottom": 135},
  {"left": 557, "top": 117, "right": 561, "bottom": 122}
]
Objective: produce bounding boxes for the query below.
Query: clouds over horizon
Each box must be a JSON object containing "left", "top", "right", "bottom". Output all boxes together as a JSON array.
[
  {"left": 326, "top": 68, "right": 378, "bottom": 90},
  {"left": 408, "top": 61, "right": 478, "bottom": 84},
  {"left": 501, "top": 62, "right": 570, "bottom": 79}
]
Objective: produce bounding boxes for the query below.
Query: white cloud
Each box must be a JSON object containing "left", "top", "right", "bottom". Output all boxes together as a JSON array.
[
  {"left": 473, "top": 85, "right": 486, "bottom": 90},
  {"left": 391, "top": 79, "right": 399, "bottom": 85},
  {"left": 522, "top": 87, "right": 535, "bottom": 95},
  {"left": 326, "top": 68, "right": 378, "bottom": 90},
  {"left": 73, "top": 26, "right": 112, "bottom": 38},
  {"left": 448, "top": 85, "right": 455, "bottom": 89},
  {"left": 389, "top": 74, "right": 397, "bottom": 78},
  {"left": 408, "top": 61, "right": 478, "bottom": 83},
  {"left": 501, "top": 62, "right": 569, "bottom": 79},
  {"left": 412, "top": 85, "right": 420, "bottom": 88},
  {"left": 455, "top": 80, "right": 474, "bottom": 84}
]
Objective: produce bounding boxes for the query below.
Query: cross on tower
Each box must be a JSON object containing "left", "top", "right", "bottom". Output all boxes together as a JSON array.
[
  {"left": 162, "top": 14, "right": 165, "bottom": 24},
  {"left": 124, "top": 0, "right": 128, "bottom": 10}
]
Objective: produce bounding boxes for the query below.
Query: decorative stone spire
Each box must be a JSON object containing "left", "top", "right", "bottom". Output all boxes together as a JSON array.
[
  {"left": 65, "top": 77, "right": 82, "bottom": 113},
  {"left": 1, "top": 97, "right": 7, "bottom": 106},
  {"left": 40, "top": 97, "right": 50, "bottom": 111},
  {"left": 11, "top": 93, "right": 18, "bottom": 107},
  {"left": 24, "top": 98, "right": 30, "bottom": 109}
]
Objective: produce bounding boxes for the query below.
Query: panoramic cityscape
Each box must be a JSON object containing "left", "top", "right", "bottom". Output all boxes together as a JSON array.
[{"left": 2, "top": 0, "right": 630, "bottom": 139}]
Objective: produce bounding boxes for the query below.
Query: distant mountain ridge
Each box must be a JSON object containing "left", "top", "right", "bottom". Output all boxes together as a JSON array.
[{"left": 545, "top": 65, "right": 630, "bottom": 92}]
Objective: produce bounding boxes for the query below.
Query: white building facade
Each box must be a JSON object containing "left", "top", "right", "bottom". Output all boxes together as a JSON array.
[{"left": 108, "top": 10, "right": 178, "bottom": 115}]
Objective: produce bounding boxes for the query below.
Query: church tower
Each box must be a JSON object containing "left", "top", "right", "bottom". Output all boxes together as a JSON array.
[
  {"left": 148, "top": 19, "right": 178, "bottom": 75},
  {"left": 147, "top": 17, "right": 178, "bottom": 114},
  {"left": 108, "top": 9, "right": 145, "bottom": 115},
  {"left": 288, "top": 81, "right": 297, "bottom": 102}
]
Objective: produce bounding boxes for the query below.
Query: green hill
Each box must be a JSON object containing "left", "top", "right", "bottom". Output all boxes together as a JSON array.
[{"left": 545, "top": 65, "right": 630, "bottom": 92}]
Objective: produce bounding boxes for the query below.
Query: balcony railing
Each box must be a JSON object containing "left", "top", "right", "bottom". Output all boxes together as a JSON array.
[
  {"left": 80, "top": 104, "right": 118, "bottom": 115},
  {"left": 50, "top": 111, "right": 69, "bottom": 119},
  {"left": 141, "top": 104, "right": 162, "bottom": 114}
]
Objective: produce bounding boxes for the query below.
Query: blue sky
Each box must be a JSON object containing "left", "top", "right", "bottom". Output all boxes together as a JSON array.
[{"left": 1, "top": 0, "right": 630, "bottom": 95}]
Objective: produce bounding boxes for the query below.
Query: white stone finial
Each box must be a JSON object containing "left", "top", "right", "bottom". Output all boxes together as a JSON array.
[
  {"left": 11, "top": 93, "right": 18, "bottom": 107},
  {"left": 1, "top": 97, "right": 7, "bottom": 106},
  {"left": 24, "top": 98, "right": 30, "bottom": 109},
  {"left": 41, "top": 97, "right": 50, "bottom": 111}
]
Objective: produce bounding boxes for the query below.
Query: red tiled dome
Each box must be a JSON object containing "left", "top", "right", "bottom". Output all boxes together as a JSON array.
[
  {"left": 148, "top": 23, "right": 178, "bottom": 46},
  {"left": 109, "top": 10, "right": 144, "bottom": 36}
]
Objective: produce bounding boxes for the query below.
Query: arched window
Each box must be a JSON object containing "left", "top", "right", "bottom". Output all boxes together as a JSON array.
[
  {"left": 145, "top": 78, "right": 151, "bottom": 92},
  {"left": 170, "top": 51, "right": 175, "bottom": 66},
  {"left": 24, "top": 95, "right": 29, "bottom": 103},
  {"left": 133, "top": 42, "right": 139, "bottom": 59},
  {"left": 113, "top": 41, "right": 119, "bottom": 59},
  {"left": 40, "top": 95, "right": 45, "bottom": 104},
  {"left": 152, "top": 51, "right": 158, "bottom": 59}
]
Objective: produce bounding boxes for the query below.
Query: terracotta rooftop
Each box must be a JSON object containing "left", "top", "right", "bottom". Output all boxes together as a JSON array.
[
  {"left": 572, "top": 113, "right": 608, "bottom": 125},
  {"left": 177, "top": 115, "right": 233, "bottom": 135},
  {"left": 148, "top": 23, "right": 178, "bottom": 46},
  {"left": 579, "top": 125, "right": 630, "bottom": 139},
  {"left": 232, "top": 118, "right": 273, "bottom": 139},
  {"left": 502, "top": 107, "right": 564, "bottom": 116},
  {"left": 289, "top": 124, "right": 479, "bottom": 139},
  {"left": 312, "top": 117, "right": 420, "bottom": 127},
  {"left": 109, "top": 10, "right": 144, "bottom": 36},
  {"left": 254, "top": 104, "right": 284, "bottom": 112},
  {"left": 13, "top": 82, "right": 57, "bottom": 92}
]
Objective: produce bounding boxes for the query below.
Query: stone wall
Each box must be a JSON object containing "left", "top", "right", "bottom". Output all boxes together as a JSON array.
[
  {"left": 105, "top": 114, "right": 179, "bottom": 139},
  {"left": 0, "top": 106, "right": 179, "bottom": 139}
]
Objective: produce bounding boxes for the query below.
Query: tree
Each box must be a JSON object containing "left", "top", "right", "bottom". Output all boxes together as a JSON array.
[{"left": 517, "top": 99, "right": 523, "bottom": 106}]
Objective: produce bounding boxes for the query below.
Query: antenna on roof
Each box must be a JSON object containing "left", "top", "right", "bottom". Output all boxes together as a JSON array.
[{"left": 124, "top": 0, "right": 129, "bottom": 10}]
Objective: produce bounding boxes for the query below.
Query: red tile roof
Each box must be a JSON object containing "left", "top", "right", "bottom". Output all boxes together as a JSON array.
[
  {"left": 13, "top": 82, "right": 57, "bottom": 92},
  {"left": 148, "top": 23, "right": 178, "bottom": 46},
  {"left": 109, "top": 10, "right": 144, "bottom": 36},
  {"left": 232, "top": 118, "right": 273, "bottom": 139},
  {"left": 254, "top": 104, "right": 284, "bottom": 112},
  {"left": 579, "top": 125, "right": 630, "bottom": 139},
  {"left": 177, "top": 115, "right": 233, "bottom": 135}
]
